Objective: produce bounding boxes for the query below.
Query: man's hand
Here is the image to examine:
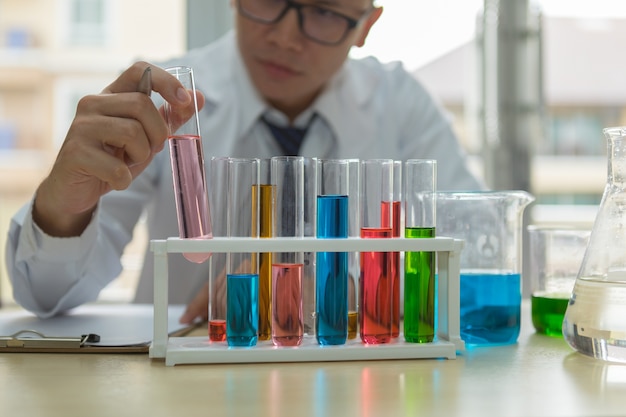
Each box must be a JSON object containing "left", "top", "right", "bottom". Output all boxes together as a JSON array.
[{"left": 33, "top": 61, "right": 204, "bottom": 237}]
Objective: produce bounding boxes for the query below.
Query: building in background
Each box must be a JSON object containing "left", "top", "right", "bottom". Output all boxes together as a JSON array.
[
  {"left": 0, "top": 0, "right": 185, "bottom": 154},
  {"left": 414, "top": 16, "right": 626, "bottom": 214}
]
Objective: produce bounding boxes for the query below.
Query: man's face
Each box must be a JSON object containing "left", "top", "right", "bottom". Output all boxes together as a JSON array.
[{"left": 234, "top": 0, "right": 381, "bottom": 120}]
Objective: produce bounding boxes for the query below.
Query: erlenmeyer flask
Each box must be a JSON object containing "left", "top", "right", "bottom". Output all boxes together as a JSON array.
[{"left": 563, "top": 126, "right": 626, "bottom": 363}]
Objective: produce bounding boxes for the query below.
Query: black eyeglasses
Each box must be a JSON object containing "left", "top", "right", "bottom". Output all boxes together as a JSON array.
[{"left": 237, "top": 0, "right": 371, "bottom": 46}]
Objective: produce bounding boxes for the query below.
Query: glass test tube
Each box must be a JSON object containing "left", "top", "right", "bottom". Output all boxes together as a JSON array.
[
  {"left": 164, "top": 66, "right": 212, "bottom": 263},
  {"left": 226, "top": 158, "right": 259, "bottom": 347},
  {"left": 271, "top": 156, "right": 305, "bottom": 347},
  {"left": 302, "top": 157, "right": 318, "bottom": 336},
  {"left": 359, "top": 159, "right": 394, "bottom": 344},
  {"left": 316, "top": 159, "right": 349, "bottom": 346},
  {"left": 347, "top": 159, "right": 360, "bottom": 339},
  {"left": 404, "top": 159, "right": 437, "bottom": 343},
  {"left": 383, "top": 160, "right": 402, "bottom": 338},
  {"left": 256, "top": 159, "right": 274, "bottom": 341},
  {"left": 208, "top": 157, "right": 229, "bottom": 342}
]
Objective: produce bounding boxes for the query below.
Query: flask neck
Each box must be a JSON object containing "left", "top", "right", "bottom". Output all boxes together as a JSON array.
[{"left": 606, "top": 133, "right": 626, "bottom": 187}]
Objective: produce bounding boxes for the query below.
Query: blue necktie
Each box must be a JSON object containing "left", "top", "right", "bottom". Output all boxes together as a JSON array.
[{"left": 261, "top": 115, "right": 315, "bottom": 156}]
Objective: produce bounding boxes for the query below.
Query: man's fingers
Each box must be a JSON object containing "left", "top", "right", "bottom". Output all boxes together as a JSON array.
[
  {"left": 159, "top": 89, "right": 205, "bottom": 135},
  {"left": 103, "top": 62, "right": 191, "bottom": 107},
  {"left": 76, "top": 89, "right": 169, "bottom": 156}
]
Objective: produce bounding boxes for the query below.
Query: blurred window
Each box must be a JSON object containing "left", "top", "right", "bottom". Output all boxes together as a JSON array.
[{"left": 68, "top": 0, "right": 107, "bottom": 46}]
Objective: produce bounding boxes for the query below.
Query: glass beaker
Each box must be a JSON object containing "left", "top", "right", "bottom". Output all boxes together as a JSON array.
[
  {"left": 436, "top": 191, "right": 534, "bottom": 347},
  {"left": 563, "top": 126, "right": 626, "bottom": 363},
  {"left": 528, "top": 225, "right": 590, "bottom": 337}
]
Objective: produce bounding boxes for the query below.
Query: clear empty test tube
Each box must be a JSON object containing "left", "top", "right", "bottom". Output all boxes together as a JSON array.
[
  {"left": 208, "top": 157, "right": 229, "bottom": 342},
  {"left": 390, "top": 160, "right": 403, "bottom": 338},
  {"left": 164, "top": 66, "right": 212, "bottom": 263},
  {"left": 271, "top": 156, "right": 305, "bottom": 347},
  {"left": 404, "top": 159, "right": 437, "bottom": 343},
  {"left": 347, "top": 158, "right": 360, "bottom": 340},
  {"left": 302, "top": 156, "right": 318, "bottom": 336},
  {"left": 316, "top": 159, "right": 349, "bottom": 346},
  {"left": 359, "top": 159, "right": 394, "bottom": 345},
  {"left": 226, "top": 158, "right": 259, "bottom": 347},
  {"left": 256, "top": 158, "right": 274, "bottom": 342}
]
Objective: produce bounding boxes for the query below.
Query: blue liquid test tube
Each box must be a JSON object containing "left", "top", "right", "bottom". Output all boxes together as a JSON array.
[
  {"left": 316, "top": 159, "right": 350, "bottom": 345},
  {"left": 226, "top": 158, "right": 260, "bottom": 347}
]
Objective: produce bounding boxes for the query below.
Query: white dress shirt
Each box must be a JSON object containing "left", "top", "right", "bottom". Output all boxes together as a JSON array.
[{"left": 6, "top": 31, "right": 484, "bottom": 318}]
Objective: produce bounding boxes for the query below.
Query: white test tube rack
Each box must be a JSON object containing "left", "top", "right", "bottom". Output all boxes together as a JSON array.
[{"left": 149, "top": 236, "right": 465, "bottom": 366}]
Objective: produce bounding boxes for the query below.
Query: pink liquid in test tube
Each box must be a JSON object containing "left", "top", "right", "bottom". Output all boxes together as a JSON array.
[
  {"left": 271, "top": 263, "right": 304, "bottom": 347},
  {"left": 381, "top": 200, "right": 401, "bottom": 337},
  {"left": 165, "top": 66, "right": 212, "bottom": 263},
  {"left": 360, "top": 227, "right": 393, "bottom": 344},
  {"left": 169, "top": 134, "right": 212, "bottom": 263},
  {"left": 359, "top": 158, "right": 395, "bottom": 344}
]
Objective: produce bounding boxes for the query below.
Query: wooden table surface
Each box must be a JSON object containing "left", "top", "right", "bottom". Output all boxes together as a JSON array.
[{"left": 1, "top": 301, "right": 625, "bottom": 417}]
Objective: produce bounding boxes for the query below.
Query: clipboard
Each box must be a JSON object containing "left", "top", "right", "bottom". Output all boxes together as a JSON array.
[{"left": 0, "top": 304, "right": 197, "bottom": 353}]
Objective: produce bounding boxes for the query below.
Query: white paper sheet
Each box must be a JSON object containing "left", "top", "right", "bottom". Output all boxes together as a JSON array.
[{"left": 0, "top": 304, "right": 188, "bottom": 347}]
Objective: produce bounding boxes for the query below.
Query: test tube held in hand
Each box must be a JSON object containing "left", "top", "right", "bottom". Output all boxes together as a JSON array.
[{"left": 164, "top": 66, "right": 212, "bottom": 263}]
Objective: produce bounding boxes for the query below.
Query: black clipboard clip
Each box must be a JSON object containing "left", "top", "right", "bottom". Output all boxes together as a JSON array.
[{"left": 0, "top": 330, "right": 100, "bottom": 349}]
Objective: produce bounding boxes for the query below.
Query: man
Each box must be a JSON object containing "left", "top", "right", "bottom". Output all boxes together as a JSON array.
[{"left": 6, "top": 0, "right": 483, "bottom": 322}]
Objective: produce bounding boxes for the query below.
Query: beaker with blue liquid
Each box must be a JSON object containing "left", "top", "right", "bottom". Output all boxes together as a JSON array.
[{"left": 437, "top": 191, "right": 534, "bottom": 347}]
